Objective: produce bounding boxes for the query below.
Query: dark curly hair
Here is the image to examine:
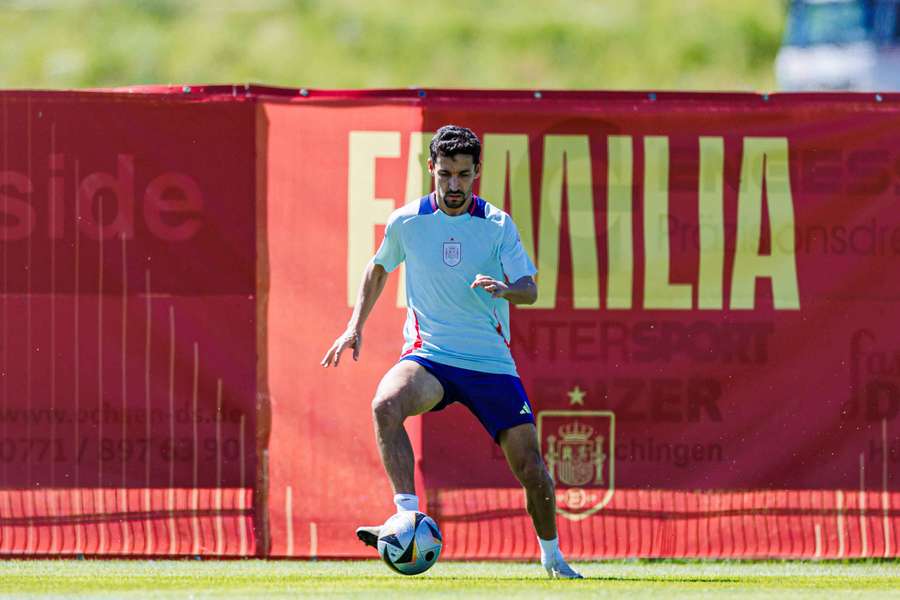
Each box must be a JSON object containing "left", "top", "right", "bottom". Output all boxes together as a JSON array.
[{"left": 429, "top": 125, "right": 481, "bottom": 165}]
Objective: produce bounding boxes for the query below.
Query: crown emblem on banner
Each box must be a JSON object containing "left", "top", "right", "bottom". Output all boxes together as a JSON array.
[
  {"left": 558, "top": 421, "right": 593, "bottom": 442},
  {"left": 538, "top": 409, "right": 615, "bottom": 521}
]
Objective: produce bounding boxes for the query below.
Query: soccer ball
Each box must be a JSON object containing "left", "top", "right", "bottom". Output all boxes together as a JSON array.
[{"left": 377, "top": 511, "right": 442, "bottom": 575}]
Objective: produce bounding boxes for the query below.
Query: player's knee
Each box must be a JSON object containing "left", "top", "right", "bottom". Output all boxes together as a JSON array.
[
  {"left": 515, "top": 453, "right": 551, "bottom": 490},
  {"left": 371, "top": 393, "right": 403, "bottom": 427}
]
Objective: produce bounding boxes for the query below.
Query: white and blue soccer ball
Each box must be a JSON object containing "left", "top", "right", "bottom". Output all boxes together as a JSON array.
[{"left": 377, "top": 510, "right": 442, "bottom": 575}]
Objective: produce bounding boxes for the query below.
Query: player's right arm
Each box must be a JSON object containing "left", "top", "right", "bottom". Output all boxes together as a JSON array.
[
  {"left": 322, "top": 208, "right": 406, "bottom": 368},
  {"left": 320, "top": 259, "right": 390, "bottom": 368}
]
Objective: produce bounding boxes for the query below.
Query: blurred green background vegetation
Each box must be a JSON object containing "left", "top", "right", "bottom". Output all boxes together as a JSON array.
[{"left": 0, "top": 0, "right": 786, "bottom": 91}]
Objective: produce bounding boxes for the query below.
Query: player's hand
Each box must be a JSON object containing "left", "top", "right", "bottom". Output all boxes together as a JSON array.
[
  {"left": 470, "top": 274, "right": 508, "bottom": 298},
  {"left": 321, "top": 329, "right": 363, "bottom": 368}
]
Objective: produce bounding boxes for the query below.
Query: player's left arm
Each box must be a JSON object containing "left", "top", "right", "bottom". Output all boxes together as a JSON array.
[
  {"left": 470, "top": 274, "right": 537, "bottom": 305},
  {"left": 480, "top": 215, "right": 538, "bottom": 304}
]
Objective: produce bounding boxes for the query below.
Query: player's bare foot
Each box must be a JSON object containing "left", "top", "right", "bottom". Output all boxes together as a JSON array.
[{"left": 355, "top": 525, "right": 381, "bottom": 548}]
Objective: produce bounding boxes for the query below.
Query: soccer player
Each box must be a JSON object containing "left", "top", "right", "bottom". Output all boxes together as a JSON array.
[{"left": 321, "top": 125, "right": 582, "bottom": 579}]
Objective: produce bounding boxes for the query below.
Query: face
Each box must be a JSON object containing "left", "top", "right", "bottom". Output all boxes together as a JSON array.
[{"left": 428, "top": 152, "right": 480, "bottom": 216}]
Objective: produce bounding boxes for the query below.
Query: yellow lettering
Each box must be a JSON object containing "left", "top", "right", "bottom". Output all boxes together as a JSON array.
[
  {"left": 731, "top": 137, "right": 800, "bottom": 309},
  {"left": 347, "top": 131, "right": 399, "bottom": 307},
  {"left": 481, "top": 133, "right": 535, "bottom": 259},
  {"left": 643, "top": 136, "right": 692, "bottom": 309},
  {"left": 395, "top": 132, "right": 433, "bottom": 307},
  {"left": 698, "top": 137, "right": 725, "bottom": 309},
  {"left": 481, "top": 134, "right": 535, "bottom": 262},
  {"left": 528, "top": 135, "right": 599, "bottom": 309},
  {"left": 606, "top": 136, "right": 633, "bottom": 309}
]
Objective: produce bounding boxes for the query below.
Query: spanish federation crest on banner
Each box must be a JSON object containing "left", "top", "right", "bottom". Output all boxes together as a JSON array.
[{"left": 537, "top": 410, "right": 615, "bottom": 521}]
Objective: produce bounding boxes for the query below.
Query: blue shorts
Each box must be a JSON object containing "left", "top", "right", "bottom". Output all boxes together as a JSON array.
[{"left": 402, "top": 355, "right": 535, "bottom": 443}]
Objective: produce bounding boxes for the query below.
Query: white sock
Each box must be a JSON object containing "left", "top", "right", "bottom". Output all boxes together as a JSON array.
[
  {"left": 538, "top": 536, "right": 561, "bottom": 561},
  {"left": 393, "top": 493, "right": 419, "bottom": 512}
]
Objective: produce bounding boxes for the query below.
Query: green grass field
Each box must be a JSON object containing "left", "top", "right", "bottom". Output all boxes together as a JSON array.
[
  {"left": 0, "top": 0, "right": 784, "bottom": 91},
  {"left": 0, "top": 559, "right": 896, "bottom": 599}
]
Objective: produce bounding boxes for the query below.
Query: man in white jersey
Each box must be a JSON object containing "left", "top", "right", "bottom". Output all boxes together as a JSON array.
[{"left": 322, "top": 125, "right": 582, "bottom": 579}]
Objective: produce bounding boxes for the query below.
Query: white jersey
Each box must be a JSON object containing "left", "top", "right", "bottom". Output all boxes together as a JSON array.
[{"left": 373, "top": 194, "right": 537, "bottom": 376}]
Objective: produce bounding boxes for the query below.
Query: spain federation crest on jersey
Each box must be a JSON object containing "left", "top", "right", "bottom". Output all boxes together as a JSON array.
[
  {"left": 538, "top": 410, "right": 615, "bottom": 521},
  {"left": 442, "top": 239, "right": 461, "bottom": 267}
]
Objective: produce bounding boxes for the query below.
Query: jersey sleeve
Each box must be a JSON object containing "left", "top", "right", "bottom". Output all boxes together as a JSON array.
[
  {"left": 373, "top": 217, "right": 405, "bottom": 272},
  {"left": 499, "top": 218, "right": 537, "bottom": 282}
]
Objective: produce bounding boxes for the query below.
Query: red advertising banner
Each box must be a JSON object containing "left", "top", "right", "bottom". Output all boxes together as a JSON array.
[
  {"left": 263, "top": 90, "right": 900, "bottom": 559},
  {"left": 0, "top": 87, "right": 898, "bottom": 559},
  {"left": 0, "top": 91, "right": 258, "bottom": 555}
]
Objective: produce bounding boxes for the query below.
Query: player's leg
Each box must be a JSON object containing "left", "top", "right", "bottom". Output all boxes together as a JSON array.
[
  {"left": 450, "top": 370, "right": 580, "bottom": 578},
  {"left": 499, "top": 423, "right": 583, "bottom": 579},
  {"left": 371, "top": 360, "right": 444, "bottom": 495},
  {"left": 358, "top": 360, "right": 444, "bottom": 548},
  {"left": 498, "top": 423, "right": 556, "bottom": 538}
]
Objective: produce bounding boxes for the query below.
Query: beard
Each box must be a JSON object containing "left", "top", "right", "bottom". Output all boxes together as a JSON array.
[{"left": 443, "top": 191, "right": 467, "bottom": 208}]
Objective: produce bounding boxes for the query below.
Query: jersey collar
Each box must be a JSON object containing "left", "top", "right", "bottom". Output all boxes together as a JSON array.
[{"left": 423, "top": 193, "right": 486, "bottom": 219}]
